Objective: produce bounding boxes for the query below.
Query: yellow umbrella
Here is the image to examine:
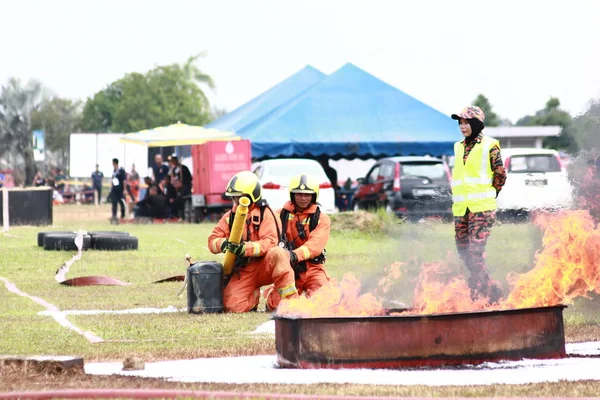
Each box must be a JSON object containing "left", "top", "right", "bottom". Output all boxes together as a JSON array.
[{"left": 120, "top": 123, "right": 240, "bottom": 147}]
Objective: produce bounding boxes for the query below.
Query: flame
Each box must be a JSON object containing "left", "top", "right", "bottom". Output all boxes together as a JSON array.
[
  {"left": 276, "top": 209, "right": 600, "bottom": 318},
  {"left": 410, "top": 261, "right": 489, "bottom": 314},
  {"left": 276, "top": 273, "right": 385, "bottom": 318},
  {"left": 504, "top": 210, "right": 600, "bottom": 308},
  {"left": 376, "top": 261, "right": 403, "bottom": 295}
]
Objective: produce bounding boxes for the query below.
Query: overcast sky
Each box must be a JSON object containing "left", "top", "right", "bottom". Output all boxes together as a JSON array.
[{"left": 2, "top": 0, "right": 599, "bottom": 123}]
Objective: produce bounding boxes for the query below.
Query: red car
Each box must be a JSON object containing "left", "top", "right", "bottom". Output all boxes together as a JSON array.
[{"left": 352, "top": 156, "right": 453, "bottom": 221}]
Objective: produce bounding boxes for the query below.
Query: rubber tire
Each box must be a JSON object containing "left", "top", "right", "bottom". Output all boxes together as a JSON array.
[
  {"left": 43, "top": 233, "right": 92, "bottom": 251},
  {"left": 87, "top": 231, "right": 130, "bottom": 236},
  {"left": 93, "top": 235, "right": 138, "bottom": 251},
  {"left": 88, "top": 231, "right": 130, "bottom": 248},
  {"left": 37, "top": 231, "right": 74, "bottom": 247}
]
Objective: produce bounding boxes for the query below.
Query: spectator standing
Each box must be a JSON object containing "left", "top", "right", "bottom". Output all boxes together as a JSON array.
[
  {"left": 152, "top": 154, "right": 169, "bottom": 184},
  {"left": 91, "top": 164, "right": 104, "bottom": 203},
  {"left": 109, "top": 158, "right": 127, "bottom": 224}
]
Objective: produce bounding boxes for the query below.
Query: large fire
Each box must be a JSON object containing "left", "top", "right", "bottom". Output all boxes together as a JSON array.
[{"left": 277, "top": 209, "right": 600, "bottom": 318}]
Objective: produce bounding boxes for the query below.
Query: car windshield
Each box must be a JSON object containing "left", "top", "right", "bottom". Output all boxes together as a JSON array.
[
  {"left": 509, "top": 155, "right": 561, "bottom": 173},
  {"left": 400, "top": 162, "right": 445, "bottom": 179},
  {"left": 267, "top": 164, "right": 325, "bottom": 178}
]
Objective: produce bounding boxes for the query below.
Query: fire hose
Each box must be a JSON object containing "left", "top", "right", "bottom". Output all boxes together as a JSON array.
[
  {"left": 223, "top": 196, "right": 251, "bottom": 276},
  {"left": 176, "top": 197, "right": 250, "bottom": 296}
]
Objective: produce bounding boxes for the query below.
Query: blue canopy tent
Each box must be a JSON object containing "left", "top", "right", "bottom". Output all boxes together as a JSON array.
[
  {"left": 210, "top": 63, "right": 458, "bottom": 160},
  {"left": 177, "top": 65, "right": 326, "bottom": 159},
  {"left": 206, "top": 65, "right": 326, "bottom": 133}
]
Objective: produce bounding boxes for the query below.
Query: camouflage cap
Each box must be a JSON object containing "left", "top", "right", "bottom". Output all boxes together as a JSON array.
[{"left": 451, "top": 106, "right": 485, "bottom": 123}]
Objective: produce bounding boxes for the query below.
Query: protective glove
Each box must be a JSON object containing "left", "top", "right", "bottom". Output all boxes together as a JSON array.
[
  {"left": 226, "top": 241, "right": 246, "bottom": 256},
  {"left": 288, "top": 250, "right": 298, "bottom": 266},
  {"left": 220, "top": 240, "right": 230, "bottom": 253}
]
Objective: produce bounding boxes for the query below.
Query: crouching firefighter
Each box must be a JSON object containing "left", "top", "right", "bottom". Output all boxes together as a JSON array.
[
  {"left": 266, "top": 173, "right": 331, "bottom": 310},
  {"left": 207, "top": 171, "right": 298, "bottom": 313}
]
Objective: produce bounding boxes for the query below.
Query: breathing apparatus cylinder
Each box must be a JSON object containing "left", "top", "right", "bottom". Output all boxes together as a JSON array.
[{"left": 223, "top": 196, "right": 251, "bottom": 276}]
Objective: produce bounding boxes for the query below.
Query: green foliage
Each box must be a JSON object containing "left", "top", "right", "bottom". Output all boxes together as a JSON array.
[
  {"left": 516, "top": 97, "right": 577, "bottom": 153},
  {"left": 472, "top": 94, "right": 500, "bottom": 127},
  {"left": 81, "top": 53, "right": 214, "bottom": 133},
  {"left": 570, "top": 99, "right": 600, "bottom": 151},
  {"left": 31, "top": 97, "right": 82, "bottom": 167}
]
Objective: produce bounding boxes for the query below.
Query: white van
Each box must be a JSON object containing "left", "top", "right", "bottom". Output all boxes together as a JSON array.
[{"left": 496, "top": 148, "right": 573, "bottom": 212}]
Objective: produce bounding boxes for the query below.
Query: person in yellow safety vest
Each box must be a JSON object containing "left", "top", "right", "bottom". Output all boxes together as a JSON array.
[{"left": 450, "top": 106, "right": 507, "bottom": 303}]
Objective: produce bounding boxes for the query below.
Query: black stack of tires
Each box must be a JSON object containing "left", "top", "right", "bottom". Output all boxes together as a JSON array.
[{"left": 38, "top": 231, "right": 139, "bottom": 251}]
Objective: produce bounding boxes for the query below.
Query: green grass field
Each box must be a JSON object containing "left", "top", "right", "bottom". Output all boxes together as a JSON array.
[{"left": 1, "top": 204, "right": 599, "bottom": 396}]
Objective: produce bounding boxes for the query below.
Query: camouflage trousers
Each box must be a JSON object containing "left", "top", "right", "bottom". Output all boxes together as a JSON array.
[{"left": 455, "top": 209, "right": 502, "bottom": 302}]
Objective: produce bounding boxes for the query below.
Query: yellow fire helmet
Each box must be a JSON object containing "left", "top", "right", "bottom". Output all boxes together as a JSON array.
[
  {"left": 289, "top": 173, "right": 319, "bottom": 204},
  {"left": 224, "top": 170, "right": 262, "bottom": 204}
]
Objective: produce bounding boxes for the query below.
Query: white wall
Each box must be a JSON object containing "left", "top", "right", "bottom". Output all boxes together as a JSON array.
[{"left": 69, "top": 133, "right": 149, "bottom": 178}]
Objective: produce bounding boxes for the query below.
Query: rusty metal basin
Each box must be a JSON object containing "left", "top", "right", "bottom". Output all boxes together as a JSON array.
[{"left": 274, "top": 305, "right": 566, "bottom": 369}]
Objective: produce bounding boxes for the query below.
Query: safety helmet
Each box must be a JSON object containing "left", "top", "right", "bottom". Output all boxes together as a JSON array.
[
  {"left": 224, "top": 171, "right": 262, "bottom": 204},
  {"left": 289, "top": 173, "right": 319, "bottom": 205}
]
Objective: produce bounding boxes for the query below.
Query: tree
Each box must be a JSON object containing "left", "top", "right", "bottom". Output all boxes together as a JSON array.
[
  {"left": 516, "top": 97, "right": 576, "bottom": 153},
  {"left": 0, "top": 78, "right": 45, "bottom": 184},
  {"left": 570, "top": 98, "right": 600, "bottom": 151},
  {"left": 472, "top": 94, "right": 500, "bottom": 127},
  {"left": 81, "top": 53, "right": 215, "bottom": 133},
  {"left": 31, "top": 97, "right": 82, "bottom": 170}
]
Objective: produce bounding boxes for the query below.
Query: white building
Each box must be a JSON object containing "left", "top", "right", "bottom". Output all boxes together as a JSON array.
[{"left": 484, "top": 126, "right": 561, "bottom": 149}]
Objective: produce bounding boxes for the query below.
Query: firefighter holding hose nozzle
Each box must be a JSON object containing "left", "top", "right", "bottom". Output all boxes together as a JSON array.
[
  {"left": 450, "top": 106, "right": 506, "bottom": 303},
  {"left": 207, "top": 171, "right": 298, "bottom": 312},
  {"left": 265, "top": 173, "right": 331, "bottom": 309}
]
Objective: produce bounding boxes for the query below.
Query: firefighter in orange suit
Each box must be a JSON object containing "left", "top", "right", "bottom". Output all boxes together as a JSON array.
[
  {"left": 266, "top": 173, "right": 331, "bottom": 310},
  {"left": 207, "top": 171, "right": 298, "bottom": 312}
]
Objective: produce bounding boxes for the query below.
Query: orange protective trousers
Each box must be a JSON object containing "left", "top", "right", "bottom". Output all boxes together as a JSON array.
[
  {"left": 266, "top": 261, "right": 330, "bottom": 310},
  {"left": 224, "top": 247, "right": 297, "bottom": 313}
]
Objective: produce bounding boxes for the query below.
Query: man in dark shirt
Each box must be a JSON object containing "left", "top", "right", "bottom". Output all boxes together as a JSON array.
[
  {"left": 162, "top": 175, "right": 177, "bottom": 217},
  {"left": 91, "top": 164, "right": 104, "bottom": 203},
  {"left": 134, "top": 185, "right": 167, "bottom": 219},
  {"left": 169, "top": 156, "right": 192, "bottom": 196},
  {"left": 152, "top": 154, "right": 169, "bottom": 184},
  {"left": 109, "top": 158, "right": 127, "bottom": 223}
]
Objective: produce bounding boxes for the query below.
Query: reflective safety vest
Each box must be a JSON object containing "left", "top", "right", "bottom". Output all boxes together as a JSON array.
[{"left": 451, "top": 136, "right": 498, "bottom": 217}]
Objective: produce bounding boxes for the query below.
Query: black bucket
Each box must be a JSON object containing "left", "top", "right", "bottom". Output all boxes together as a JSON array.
[{"left": 187, "top": 261, "right": 224, "bottom": 314}]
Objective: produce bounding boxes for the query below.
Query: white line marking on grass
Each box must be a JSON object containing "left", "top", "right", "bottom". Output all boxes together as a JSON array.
[
  {"left": 0, "top": 276, "right": 104, "bottom": 344},
  {"left": 85, "top": 343, "right": 600, "bottom": 385},
  {"left": 3, "top": 233, "right": 24, "bottom": 238},
  {"left": 176, "top": 238, "right": 186, "bottom": 243}
]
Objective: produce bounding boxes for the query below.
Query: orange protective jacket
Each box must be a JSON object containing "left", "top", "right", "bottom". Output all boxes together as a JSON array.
[
  {"left": 208, "top": 204, "right": 278, "bottom": 259},
  {"left": 279, "top": 201, "right": 330, "bottom": 262}
]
